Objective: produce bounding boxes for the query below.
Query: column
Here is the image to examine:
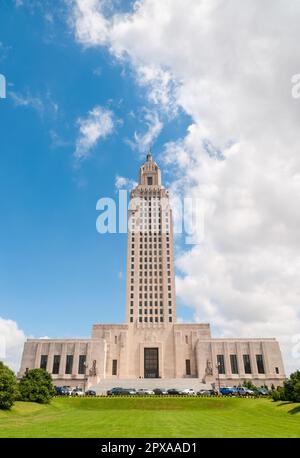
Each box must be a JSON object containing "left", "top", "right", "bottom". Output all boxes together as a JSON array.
[
  {"left": 261, "top": 341, "right": 271, "bottom": 377},
  {"left": 236, "top": 342, "right": 245, "bottom": 377},
  {"left": 72, "top": 342, "right": 80, "bottom": 376},
  {"left": 34, "top": 342, "right": 42, "bottom": 369},
  {"left": 59, "top": 342, "right": 67, "bottom": 378},
  {"left": 249, "top": 342, "right": 258, "bottom": 378},
  {"left": 211, "top": 342, "right": 217, "bottom": 378},
  {"left": 224, "top": 342, "right": 232, "bottom": 378},
  {"left": 46, "top": 342, "right": 55, "bottom": 374}
]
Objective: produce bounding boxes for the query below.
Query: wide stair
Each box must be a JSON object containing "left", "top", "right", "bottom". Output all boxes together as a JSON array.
[{"left": 90, "top": 378, "right": 213, "bottom": 394}]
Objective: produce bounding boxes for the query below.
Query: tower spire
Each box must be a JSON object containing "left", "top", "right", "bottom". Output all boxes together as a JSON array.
[{"left": 146, "top": 151, "right": 152, "bottom": 162}]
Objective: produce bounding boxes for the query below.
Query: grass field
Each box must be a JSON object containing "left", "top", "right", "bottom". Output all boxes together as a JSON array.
[{"left": 0, "top": 397, "right": 299, "bottom": 438}]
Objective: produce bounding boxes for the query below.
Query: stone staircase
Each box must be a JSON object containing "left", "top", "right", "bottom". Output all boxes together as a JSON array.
[{"left": 90, "top": 378, "right": 213, "bottom": 394}]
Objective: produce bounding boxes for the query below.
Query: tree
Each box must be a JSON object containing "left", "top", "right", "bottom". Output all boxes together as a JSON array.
[
  {"left": 243, "top": 380, "right": 257, "bottom": 391},
  {"left": 19, "top": 369, "right": 55, "bottom": 404},
  {"left": 0, "top": 361, "right": 19, "bottom": 410},
  {"left": 283, "top": 371, "right": 300, "bottom": 402}
]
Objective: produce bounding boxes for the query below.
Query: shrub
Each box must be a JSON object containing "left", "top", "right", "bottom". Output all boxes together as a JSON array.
[
  {"left": 19, "top": 369, "right": 55, "bottom": 404},
  {"left": 271, "top": 386, "right": 285, "bottom": 402},
  {"left": 243, "top": 380, "right": 257, "bottom": 391},
  {"left": 282, "top": 371, "right": 300, "bottom": 402},
  {"left": 0, "top": 361, "right": 19, "bottom": 410}
]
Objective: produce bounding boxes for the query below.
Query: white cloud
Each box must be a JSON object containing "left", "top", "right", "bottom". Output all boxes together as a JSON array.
[
  {"left": 115, "top": 175, "right": 137, "bottom": 190},
  {"left": 10, "top": 91, "right": 44, "bottom": 114},
  {"left": 0, "top": 317, "right": 26, "bottom": 373},
  {"left": 74, "top": 105, "right": 114, "bottom": 160},
  {"left": 69, "top": 0, "right": 300, "bottom": 375},
  {"left": 128, "top": 109, "right": 163, "bottom": 154},
  {"left": 10, "top": 89, "right": 59, "bottom": 116}
]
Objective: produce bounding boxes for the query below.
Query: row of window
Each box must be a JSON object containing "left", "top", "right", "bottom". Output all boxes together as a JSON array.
[
  {"left": 131, "top": 271, "right": 171, "bottom": 277},
  {"left": 130, "top": 316, "right": 172, "bottom": 323},
  {"left": 216, "top": 354, "right": 265, "bottom": 375},
  {"left": 130, "top": 300, "right": 173, "bottom": 307},
  {"left": 131, "top": 237, "right": 170, "bottom": 243},
  {"left": 40, "top": 354, "right": 87, "bottom": 375},
  {"left": 132, "top": 236, "right": 170, "bottom": 241},
  {"left": 130, "top": 308, "right": 172, "bottom": 315}
]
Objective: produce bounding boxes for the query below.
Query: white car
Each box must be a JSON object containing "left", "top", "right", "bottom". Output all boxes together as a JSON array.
[
  {"left": 72, "top": 388, "right": 85, "bottom": 396},
  {"left": 136, "top": 388, "right": 155, "bottom": 395},
  {"left": 181, "top": 388, "right": 196, "bottom": 396}
]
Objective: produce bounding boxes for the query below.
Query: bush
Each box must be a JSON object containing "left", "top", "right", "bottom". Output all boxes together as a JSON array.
[
  {"left": 19, "top": 369, "right": 55, "bottom": 404},
  {"left": 282, "top": 371, "right": 300, "bottom": 402},
  {"left": 243, "top": 380, "right": 257, "bottom": 391},
  {"left": 0, "top": 361, "right": 19, "bottom": 410},
  {"left": 271, "top": 386, "right": 285, "bottom": 402}
]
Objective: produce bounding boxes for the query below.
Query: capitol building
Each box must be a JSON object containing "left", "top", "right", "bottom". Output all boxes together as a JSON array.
[{"left": 19, "top": 154, "right": 285, "bottom": 391}]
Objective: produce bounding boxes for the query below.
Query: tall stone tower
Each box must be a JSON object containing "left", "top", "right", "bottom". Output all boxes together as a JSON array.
[{"left": 125, "top": 153, "right": 176, "bottom": 326}]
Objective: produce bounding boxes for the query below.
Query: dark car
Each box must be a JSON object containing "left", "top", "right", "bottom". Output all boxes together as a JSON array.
[
  {"left": 256, "top": 387, "right": 269, "bottom": 396},
  {"left": 107, "top": 387, "right": 136, "bottom": 396},
  {"left": 167, "top": 388, "right": 182, "bottom": 396},
  {"left": 55, "top": 386, "right": 68, "bottom": 396},
  {"left": 153, "top": 388, "right": 168, "bottom": 395},
  {"left": 85, "top": 390, "right": 97, "bottom": 397},
  {"left": 197, "top": 389, "right": 216, "bottom": 396}
]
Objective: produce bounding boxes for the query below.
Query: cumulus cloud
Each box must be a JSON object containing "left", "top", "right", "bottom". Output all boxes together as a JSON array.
[
  {"left": 68, "top": 0, "right": 300, "bottom": 375},
  {"left": 127, "top": 109, "right": 163, "bottom": 154},
  {"left": 0, "top": 317, "right": 26, "bottom": 373},
  {"left": 74, "top": 105, "right": 114, "bottom": 160},
  {"left": 115, "top": 175, "right": 137, "bottom": 190}
]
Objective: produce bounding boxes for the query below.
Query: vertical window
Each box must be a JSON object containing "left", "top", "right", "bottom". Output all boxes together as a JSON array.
[
  {"left": 230, "top": 354, "right": 238, "bottom": 374},
  {"left": 65, "top": 355, "right": 73, "bottom": 374},
  {"left": 78, "top": 355, "right": 86, "bottom": 374},
  {"left": 185, "top": 359, "right": 191, "bottom": 376},
  {"left": 52, "top": 355, "right": 60, "bottom": 374},
  {"left": 275, "top": 367, "right": 279, "bottom": 374},
  {"left": 256, "top": 354, "right": 265, "bottom": 374},
  {"left": 147, "top": 177, "right": 153, "bottom": 185},
  {"left": 112, "top": 359, "right": 118, "bottom": 376},
  {"left": 40, "top": 355, "right": 48, "bottom": 370},
  {"left": 217, "top": 355, "right": 225, "bottom": 374},
  {"left": 243, "top": 354, "right": 251, "bottom": 374}
]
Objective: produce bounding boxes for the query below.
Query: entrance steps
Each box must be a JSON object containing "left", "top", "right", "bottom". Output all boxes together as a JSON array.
[{"left": 90, "top": 378, "right": 213, "bottom": 394}]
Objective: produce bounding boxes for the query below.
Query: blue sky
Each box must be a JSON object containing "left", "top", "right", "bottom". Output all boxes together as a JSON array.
[{"left": 0, "top": 1, "right": 192, "bottom": 339}]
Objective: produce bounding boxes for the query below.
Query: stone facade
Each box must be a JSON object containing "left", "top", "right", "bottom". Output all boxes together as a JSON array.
[{"left": 19, "top": 154, "right": 286, "bottom": 388}]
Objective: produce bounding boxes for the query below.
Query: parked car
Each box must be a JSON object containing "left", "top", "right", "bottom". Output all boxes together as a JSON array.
[
  {"left": 256, "top": 387, "right": 269, "bottom": 396},
  {"left": 72, "top": 388, "right": 84, "bottom": 396},
  {"left": 62, "top": 386, "right": 74, "bottom": 396},
  {"left": 235, "top": 387, "right": 255, "bottom": 396},
  {"left": 219, "top": 387, "right": 238, "bottom": 396},
  {"left": 153, "top": 388, "right": 168, "bottom": 395},
  {"left": 181, "top": 388, "right": 196, "bottom": 396},
  {"left": 107, "top": 387, "right": 136, "bottom": 396},
  {"left": 136, "top": 389, "right": 155, "bottom": 396},
  {"left": 167, "top": 388, "right": 182, "bottom": 396},
  {"left": 85, "top": 390, "right": 97, "bottom": 396},
  {"left": 197, "top": 389, "right": 216, "bottom": 396},
  {"left": 55, "top": 386, "right": 69, "bottom": 396}
]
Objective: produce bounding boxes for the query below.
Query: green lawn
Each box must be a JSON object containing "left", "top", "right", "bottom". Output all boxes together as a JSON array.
[{"left": 0, "top": 397, "right": 299, "bottom": 438}]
